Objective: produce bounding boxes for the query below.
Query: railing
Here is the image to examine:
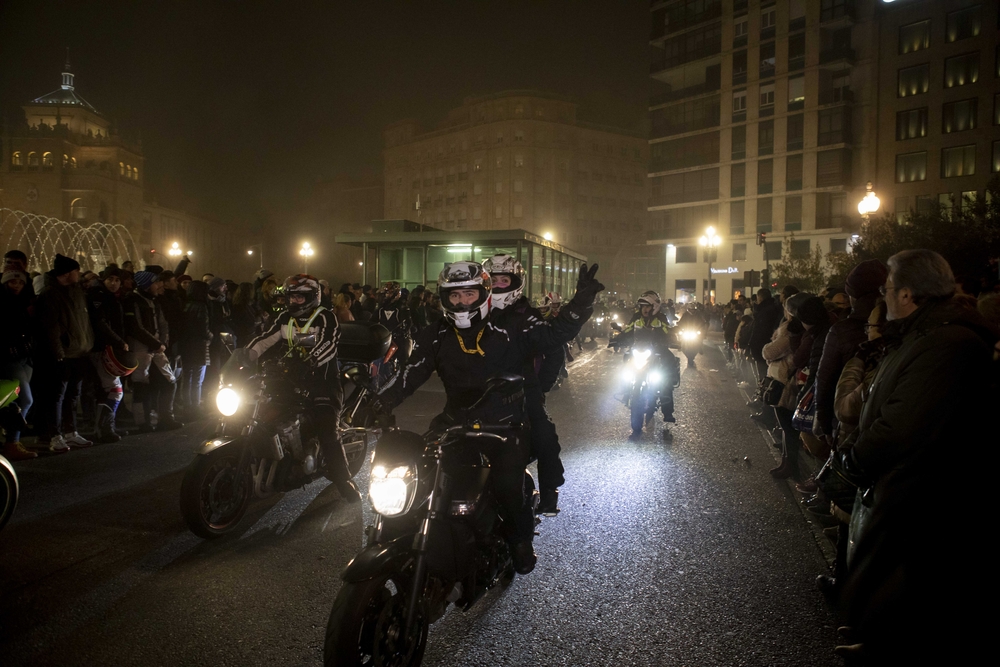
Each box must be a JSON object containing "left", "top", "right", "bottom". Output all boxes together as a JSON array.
[
  {"left": 820, "top": 1, "right": 855, "bottom": 23},
  {"left": 649, "top": 81, "right": 720, "bottom": 106},
  {"left": 818, "top": 87, "right": 855, "bottom": 105},
  {"left": 733, "top": 70, "right": 747, "bottom": 85},
  {"left": 819, "top": 46, "right": 856, "bottom": 65},
  {"left": 789, "top": 17, "right": 806, "bottom": 32},
  {"left": 788, "top": 55, "right": 805, "bottom": 72},
  {"left": 654, "top": 39, "right": 722, "bottom": 72}
]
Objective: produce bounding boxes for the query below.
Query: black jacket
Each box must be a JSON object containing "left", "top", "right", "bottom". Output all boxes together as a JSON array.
[
  {"left": 814, "top": 293, "right": 878, "bottom": 435},
  {"left": 34, "top": 272, "right": 94, "bottom": 361},
  {"left": 0, "top": 287, "right": 33, "bottom": 364},
  {"left": 490, "top": 296, "right": 564, "bottom": 392},
  {"left": 748, "top": 294, "right": 783, "bottom": 358},
  {"left": 87, "top": 284, "right": 127, "bottom": 352},
  {"left": 377, "top": 298, "right": 411, "bottom": 339},
  {"left": 180, "top": 281, "right": 213, "bottom": 366},
  {"left": 124, "top": 289, "right": 166, "bottom": 350}
]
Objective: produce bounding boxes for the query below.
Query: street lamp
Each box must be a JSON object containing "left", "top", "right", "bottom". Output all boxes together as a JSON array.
[
  {"left": 168, "top": 242, "right": 183, "bottom": 258},
  {"left": 543, "top": 232, "right": 553, "bottom": 241},
  {"left": 247, "top": 244, "right": 263, "bottom": 268},
  {"left": 858, "top": 181, "right": 880, "bottom": 223},
  {"left": 299, "top": 242, "right": 314, "bottom": 274},
  {"left": 699, "top": 226, "right": 722, "bottom": 304}
]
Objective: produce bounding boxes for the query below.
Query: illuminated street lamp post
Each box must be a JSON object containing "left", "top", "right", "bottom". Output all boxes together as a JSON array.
[
  {"left": 168, "top": 242, "right": 183, "bottom": 258},
  {"left": 699, "top": 226, "right": 722, "bottom": 304},
  {"left": 858, "top": 181, "right": 880, "bottom": 224},
  {"left": 247, "top": 244, "right": 263, "bottom": 269},
  {"left": 299, "top": 242, "right": 314, "bottom": 274}
]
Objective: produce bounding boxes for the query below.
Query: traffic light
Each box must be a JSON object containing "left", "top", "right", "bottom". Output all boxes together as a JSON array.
[
  {"left": 761, "top": 269, "right": 770, "bottom": 286},
  {"left": 756, "top": 232, "right": 766, "bottom": 246},
  {"left": 744, "top": 270, "right": 760, "bottom": 288}
]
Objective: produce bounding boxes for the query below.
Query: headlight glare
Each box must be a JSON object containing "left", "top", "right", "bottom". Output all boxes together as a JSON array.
[
  {"left": 648, "top": 370, "right": 663, "bottom": 384},
  {"left": 369, "top": 464, "right": 416, "bottom": 516},
  {"left": 216, "top": 387, "right": 241, "bottom": 416},
  {"left": 632, "top": 349, "right": 652, "bottom": 369}
]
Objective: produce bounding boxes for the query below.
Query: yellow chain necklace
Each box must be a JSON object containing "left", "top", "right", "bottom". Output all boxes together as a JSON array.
[{"left": 454, "top": 327, "right": 486, "bottom": 356}]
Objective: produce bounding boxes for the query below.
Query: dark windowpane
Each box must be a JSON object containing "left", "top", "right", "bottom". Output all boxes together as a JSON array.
[
  {"left": 896, "top": 151, "right": 927, "bottom": 182},
  {"left": 993, "top": 141, "right": 1000, "bottom": 173},
  {"left": 944, "top": 52, "right": 979, "bottom": 88},
  {"left": 946, "top": 6, "right": 981, "bottom": 43},
  {"left": 758, "top": 120, "right": 774, "bottom": 155},
  {"left": 830, "top": 238, "right": 847, "bottom": 254},
  {"left": 730, "top": 200, "right": 745, "bottom": 235},
  {"left": 941, "top": 145, "right": 976, "bottom": 178},
  {"left": 788, "top": 33, "right": 806, "bottom": 71},
  {"left": 732, "top": 243, "right": 747, "bottom": 261},
  {"left": 650, "top": 131, "right": 720, "bottom": 171},
  {"left": 816, "top": 192, "right": 847, "bottom": 229},
  {"left": 818, "top": 107, "right": 851, "bottom": 145},
  {"left": 898, "top": 64, "right": 930, "bottom": 97},
  {"left": 786, "top": 154, "right": 803, "bottom": 190},
  {"left": 786, "top": 114, "right": 804, "bottom": 151},
  {"left": 942, "top": 99, "right": 977, "bottom": 133},
  {"left": 758, "top": 159, "right": 773, "bottom": 194},
  {"left": 817, "top": 148, "right": 851, "bottom": 187},
  {"left": 896, "top": 107, "right": 928, "bottom": 140},
  {"left": 899, "top": 19, "right": 930, "bottom": 54},
  {"left": 733, "top": 50, "right": 748, "bottom": 84},
  {"left": 784, "top": 195, "right": 802, "bottom": 231},
  {"left": 790, "top": 239, "right": 810, "bottom": 259},
  {"left": 676, "top": 246, "right": 697, "bottom": 263},
  {"left": 732, "top": 125, "right": 746, "bottom": 159},
  {"left": 731, "top": 162, "right": 746, "bottom": 197},
  {"left": 757, "top": 198, "right": 773, "bottom": 233},
  {"left": 760, "top": 42, "right": 776, "bottom": 78}
]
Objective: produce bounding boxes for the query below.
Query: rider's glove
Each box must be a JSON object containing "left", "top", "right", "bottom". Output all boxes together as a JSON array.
[{"left": 569, "top": 263, "right": 604, "bottom": 309}]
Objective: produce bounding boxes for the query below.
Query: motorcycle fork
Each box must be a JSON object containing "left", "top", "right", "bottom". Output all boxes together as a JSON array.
[
  {"left": 236, "top": 381, "right": 266, "bottom": 495},
  {"left": 405, "top": 443, "right": 446, "bottom": 636}
]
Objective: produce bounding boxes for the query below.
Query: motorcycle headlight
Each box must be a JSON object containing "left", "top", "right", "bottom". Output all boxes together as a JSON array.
[
  {"left": 612, "top": 314, "right": 618, "bottom": 321},
  {"left": 369, "top": 464, "right": 417, "bottom": 516},
  {"left": 596, "top": 317, "right": 604, "bottom": 323},
  {"left": 631, "top": 349, "right": 652, "bottom": 369},
  {"left": 681, "top": 330, "right": 699, "bottom": 341},
  {"left": 648, "top": 370, "right": 663, "bottom": 385},
  {"left": 216, "top": 387, "right": 241, "bottom": 416},
  {"left": 621, "top": 366, "right": 634, "bottom": 382}
]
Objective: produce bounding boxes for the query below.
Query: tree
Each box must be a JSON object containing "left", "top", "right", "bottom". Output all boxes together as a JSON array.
[{"left": 770, "top": 234, "right": 828, "bottom": 293}]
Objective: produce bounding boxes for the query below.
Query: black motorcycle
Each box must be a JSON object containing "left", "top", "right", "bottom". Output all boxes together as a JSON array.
[
  {"left": 179, "top": 322, "right": 392, "bottom": 539},
  {"left": 609, "top": 325, "right": 678, "bottom": 434},
  {"left": 323, "top": 374, "right": 537, "bottom": 667}
]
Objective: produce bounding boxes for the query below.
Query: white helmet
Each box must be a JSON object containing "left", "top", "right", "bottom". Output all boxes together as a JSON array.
[
  {"left": 637, "top": 290, "right": 661, "bottom": 316},
  {"left": 481, "top": 254, "right": 524, "bottom": 310},
  {"left": 539, "top": 292, "right": 562, "bottom": 314},
  {"left": 438, "top": 261, "right": 492, "bottom": 329}
]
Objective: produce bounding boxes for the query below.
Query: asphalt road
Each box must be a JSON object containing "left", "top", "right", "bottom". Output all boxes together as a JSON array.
[{"left": 1, "top": 340, "right": 843, "bottom": 666}]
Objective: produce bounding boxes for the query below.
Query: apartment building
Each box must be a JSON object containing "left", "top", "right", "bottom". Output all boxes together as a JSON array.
[
  {"left": 382, "top": 91, "right": 658, "bottom": 293},
  {"left": 648, "top": 0, "right": 999, "bottom": 304}
]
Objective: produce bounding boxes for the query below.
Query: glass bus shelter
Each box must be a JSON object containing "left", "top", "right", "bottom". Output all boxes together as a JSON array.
[{"left": 336, "top": 223, "right": 587, "bottom": 303}]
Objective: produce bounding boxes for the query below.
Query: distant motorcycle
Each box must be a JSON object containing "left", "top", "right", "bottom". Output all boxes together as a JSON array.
[
  {"left": 0, "top": 379, "right": 25, "bottom": 533},
  {"left": 323, "top": 374, "right": 537, "bottom": 667},
  {"left": 179, "top": 324, "right": 391, "bottom": 538},
  {"left": 678, "top": 328, "right": 703, "bottom": 366},
  {"left": 609, "top": 325, "right": 678, "bottom": 434}
]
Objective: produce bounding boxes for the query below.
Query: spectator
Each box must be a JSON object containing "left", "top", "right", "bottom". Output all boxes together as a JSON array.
[
  {"left": 179, "top": 281, "right": 212, "bottom": 418},
  {"left": 349, "top": 283, "right": 365, "bottom": 321},
  {"left": 124, "top": 271, "right": 182, "bottom": 431},
  {"left": 32, "top": 254, "right": 95, "bottom": 452},
  {"left": 748, "top": 288, "right": 783, "bottom": 377},
  {"left": 157, "top": 270, "right": 186, "bottom": 366},
  {"left": 1, "top": 269, "right": 36, "bottom": 460},
  {"left": 792, "top": 295, "right": 834, "bottom": 462},
  {"left": 836, "top": 249, "right": 997, "bottom": 662},
  {"left": 229, "top": 282, "right": 258, "bottom": 346},
  {"left": 121, "top": 260, "right": 134, "bottom": 273},
  {"left": 86, "top": 267, "right": 134, "bottom": 443},
  {"left": 812, "top": 260, "right": 888, "bottom": 449},
  {"left": 722, "top": 301, "right": 740, "bottom": 361},
  {"left": 4, "top": 250, "right": 35, "bottom": 298},
  {"left": 332, "top": 291, "right": 354, "bottom": 322},
  {"left": 425, "top": 293, "right": 443, "bottom": 325},
  {"left": 763, "top": 292, "right": 809, "bottom": 478},
  {"left": 201, "top": 273, "right": 214, "bottom": 283},
  {"left": 179, "top": 274, "right": 193, "bottom": 292},
  {"left": 206, "top": 276, "right": 232, "bottom": 387}
]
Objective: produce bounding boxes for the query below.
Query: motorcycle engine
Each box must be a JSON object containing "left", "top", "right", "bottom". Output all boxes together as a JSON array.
[{"left": 276, "top": 419, "right": 304, "bottom": 460}]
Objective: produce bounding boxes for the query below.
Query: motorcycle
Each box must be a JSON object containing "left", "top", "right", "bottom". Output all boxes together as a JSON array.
[
  {"left": 609, "top": 324, "right": 678, "bottom": 434},
  {"left": 677, "top": 328, "right": 703, "bottom": 366},
  {"left": 0, "top": 379, "right": 26, "bottom": 533},
  {"left": 179, "top": 322, "right": 392, "bottom": 539},
  {"left": 323, "top": 374, "right": 538, "bottom": 667}
]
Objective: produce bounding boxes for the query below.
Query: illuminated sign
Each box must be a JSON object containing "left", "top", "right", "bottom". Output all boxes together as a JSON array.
[{"left": 710, "top": 267, "right": 741, "bottom": 274}]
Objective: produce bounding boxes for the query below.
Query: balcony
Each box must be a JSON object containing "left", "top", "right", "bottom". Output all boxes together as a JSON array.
[
  {"left": 733, "top": 0, "right": 748, "bottom": 14},
  {"left": 818, "top": 87, "right": 855, "bottom": 105},
  {"left": 649, "top": 80, "right": 720, "bottom": 107},
  {"left": 789, "top": 17, "right": 806, "bottom": 32},
  {"left": 788, "top": 55, "right": 805, "bottom": 72},
  {"left": 653, "top": 41, "right": 722, "bottom": 72},
  {"left": 819, "top": 46, "right": 855, "bottom": 65},
  {"left": 733, "top": 70, "right": 747, "bottom": 85},
  {"left": 760, "top": 26, "right": 775, "bottom": 41},
  {"left": 820, "top": 1, "right": 855, "bottom": 25}
]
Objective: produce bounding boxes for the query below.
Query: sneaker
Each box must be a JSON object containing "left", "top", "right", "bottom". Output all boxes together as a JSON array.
[
  {"left": 47, "top": 435, "right": 71, "bottom": 453},
  {"left": 63, "top": 431, "right": 94, "bottom": 448},
  {"left": 2, "top": 441, "right": 38, "bottom": 461}
]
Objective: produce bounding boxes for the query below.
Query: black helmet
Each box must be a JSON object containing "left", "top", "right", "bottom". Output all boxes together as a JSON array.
[{"left": 283, "top": 274, "right": 321, "bottom": 318}]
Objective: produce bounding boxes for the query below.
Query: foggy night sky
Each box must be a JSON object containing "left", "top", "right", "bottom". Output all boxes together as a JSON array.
[{"left": 0, "top": 1, "right": 649, "bottom": 226}]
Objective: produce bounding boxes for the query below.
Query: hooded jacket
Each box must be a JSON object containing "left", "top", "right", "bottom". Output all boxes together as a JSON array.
[{"left": 748, "top": 293, "right": 783, "bottom": 358}]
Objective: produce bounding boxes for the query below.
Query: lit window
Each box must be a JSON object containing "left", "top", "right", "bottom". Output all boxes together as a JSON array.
[
  {"left": 41, "top": 152, "right": 52, "bottom": 169},
  {"left": 942, "top": 99, "right": 977, "bottom": 133},
  {"left": 896, "top": 151, "right": 927, "bottom": 182},
  {"left": 70, "top": 198, "right": 87, "bottom": 220},
  {"left": 898, "top": 63, "right": 930, "bottom": 97},
  {"left": 11, "top": 151, "right": 22, "bottom": 168},
  {"left": 899, "top": 20, "right": 930, "bottom": 54},
  {"left": 944, "top": 52, "right": 979, "bottom": 88},
  {"left": 70, "top": 157, "right": 77, "bottom": 168},
  {"left": 992, "top": 141, "right": 1000, "bottom": 173},
  {"left": 119, "top": 161, "right": 125, "bottom": 175},
  {"left": 941, "top": 145, "right": 976, "bottom": 178},
  {"left": 62, "top": 154, "right": 69, "bottom": 168},
  {"left": 896, "top": 108, "right": 928, "bottom": 140},
  {"left": 27, "top": 152, "right": 38, "bottom": 168},
  {"left": 514, "top": 154, "right": 524, "bottom": 167},
  {"left": 946, "top": 6, "right": 981, "bottom": 43}
]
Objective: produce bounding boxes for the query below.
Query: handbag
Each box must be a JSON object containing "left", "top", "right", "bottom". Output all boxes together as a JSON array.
[
  {"left": 762, "top": 377, "right": 785, "bottom": 406},
  {"left": 791, "top": 380, "right": 816, "bottom": 432}
]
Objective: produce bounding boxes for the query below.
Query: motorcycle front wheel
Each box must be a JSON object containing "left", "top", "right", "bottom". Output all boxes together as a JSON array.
[
  {"left": 0, "top": 456, "right": 18, "bottom": 533},
  {"left": 179, "top": 445, "right": 251, "bottom": 539},
  {"left": 324, "top": 571, "right": 428, "bottom": 667}
]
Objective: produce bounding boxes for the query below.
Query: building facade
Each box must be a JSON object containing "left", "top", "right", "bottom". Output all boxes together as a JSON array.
[
  {"left": 2, "top": 60, "right": 249, "bottom": 275},
  {"left": 648, "top": 0, "right": 999, "bottom": 304},
  {"left": 382, "top": 91, "right": 657, "bottom": 296}
]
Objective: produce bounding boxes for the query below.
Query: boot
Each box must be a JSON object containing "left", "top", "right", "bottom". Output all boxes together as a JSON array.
[
  {"left": 537, "top": 488, "right": 559, "bottom": 514},
  {"left": 769, "top": 457, "right": 796, "bottom": 479},
  {"left": 2, "top": 441, "right": 38, "bottom": 461},
  {"left": 94, "top": 404, "right": 122, "bottom": 444},
  {"left": 511, "top": 540, "right": 537, "bottom": 575}
]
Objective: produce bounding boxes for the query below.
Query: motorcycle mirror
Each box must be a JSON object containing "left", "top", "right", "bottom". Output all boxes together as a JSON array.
[{"left": 610, "top": 322, "right": 622, "bottom": 332}]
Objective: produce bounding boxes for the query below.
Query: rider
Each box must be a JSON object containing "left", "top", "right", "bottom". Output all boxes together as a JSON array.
[
  {"left": 616, "top": 291, "right": 679, "bottom": 429},
  {"left": 384, "top": 261, "right": 603, "bottom": 574},
  {"left": 245, "top": 275, "right": 361, "bottom": 503},
  {"left": 483, "top": 254, "right": 565, "bottom": 514},
  {"left": 679, "top": 302, "right": 708, "bottom": 369}
]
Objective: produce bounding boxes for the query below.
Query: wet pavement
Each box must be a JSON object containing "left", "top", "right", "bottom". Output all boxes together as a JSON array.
[{"left": 0, "top": 340, "right": 842, "bottom": 666}]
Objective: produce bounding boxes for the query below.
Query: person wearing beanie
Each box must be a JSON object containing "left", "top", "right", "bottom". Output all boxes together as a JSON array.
[
  {"left": 124, "top": 266, "right": 182, "bottom": 432},
  {"left": 812, "top": 260, "right": 889, "bottom": 450},
  {"left": 87, "top": 267, "right": 133, "bottom": 442},
  {"left": 31, "top": 253, "right": 96, "bottom": 452}
]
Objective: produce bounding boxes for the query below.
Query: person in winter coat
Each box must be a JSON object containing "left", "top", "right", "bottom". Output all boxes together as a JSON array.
[
  {"left": 86, "top": 267, "right": 135, "bottom": 442},
  {"left": 253, "top": 269, "right": 281, "bottom": 334},
  {"left": 206, "top": 276, "right": 233, "bottom": 388},
  {"left": 812, "top": 260, "right": 888, "bottom": 448},
  {"left": 762, "top": 292, "right": 809, "bottom": 478},
  {"left": 124, "top": 271, "right": 182, "bottom": 431},
  {"left": 332, "top": 291, "right": 354, "bottom": 323},
  {"left": 32, "top": 254, "right": 96, "bottom": 452},
  {"left": 748, "top": 288, "right": 784, "bottom": 376},
  {"left": 788, "top": 296, "right": 834, "bottom": 465},
  {"left": 1, "top": 269, "right": 37, "bottom": 460},
  {"left": 229, "top": 282, "right": 258, "bottom": 346},
  {"left": 179, "top": 280, "right": 212, "bottom": 417},
  {"left": 835, "top": 250, "right": 997, "bottom": 663}
]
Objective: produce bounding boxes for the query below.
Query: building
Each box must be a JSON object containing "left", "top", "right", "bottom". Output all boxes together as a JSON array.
[
  {"left": 382, "top": 91, "right": 656, "bottom": 296},
  {"left": 1, "top": 58, "right": 144, "bottom": 230},
  {"left": 1, "top": 59, "right": 249, "bottom": 275},
  {"left": 336, "top": 221, "right": 585, "bottom": 302},
  {"left": 647, "top": 0, "right": 999, "bottom": 304}
]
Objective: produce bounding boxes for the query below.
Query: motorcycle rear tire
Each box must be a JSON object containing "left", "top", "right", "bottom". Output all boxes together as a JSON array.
[
  {"left": 0, "top": 457, "right": 18, "bottom": 533},
  {"left": 180, "top": 445, "right": 251, "bottom": 539},
  {"left": 324, "top": 571, "right": 428, "bottom": 667},
  {"left": 630, "top": 391, "right": 646, "bottom": 434}
]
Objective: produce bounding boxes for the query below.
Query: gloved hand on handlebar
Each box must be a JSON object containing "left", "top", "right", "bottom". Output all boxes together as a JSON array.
[{"left": 569, "top": 263, "right": 604, "bottom": 309}]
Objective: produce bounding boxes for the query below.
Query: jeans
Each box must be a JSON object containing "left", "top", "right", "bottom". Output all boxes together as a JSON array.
[
  {"left": 34, "top": 357, "right": 88, "bottom": 439},
  {"left": 2, "top": 359, "right": 33, "bottom": 442},
  {"left": 181, "top": 365, "right": 207, "bottom": 409}
]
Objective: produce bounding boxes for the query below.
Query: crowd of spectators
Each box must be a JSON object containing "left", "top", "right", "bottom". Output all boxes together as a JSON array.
[
  {"left": 0, "top": 248, "right": 442, "bottom": 463},
  {"left": 723, "top": 249, "right": 999, "bottom": 661}
]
